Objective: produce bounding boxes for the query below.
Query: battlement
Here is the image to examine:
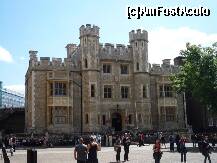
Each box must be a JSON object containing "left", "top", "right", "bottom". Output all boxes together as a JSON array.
[
  {"left": 79, "top": 24, "right": 99, "bottom": 38},
  {"left": 28, "top": 51, "right": 77, "bottom": 70},
  {"left": 66, "top": 43, "right": 78, "bottom": 58},
  {"left": 150, "top": 59, "right": 179, "bottom": 74},
  {"left": 99, "top": 43, "right": 131, "bottom": 55},
  {"left": 129, "top": 29, "right": 148, "bottom": 43},
  {"left": 29, "top": 50, "right": 38, "bottom": 60}
]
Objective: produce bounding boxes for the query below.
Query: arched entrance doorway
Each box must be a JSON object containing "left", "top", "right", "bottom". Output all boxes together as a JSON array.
[{"left": 111, "top": 112, "right": 122, "bottom": 131}]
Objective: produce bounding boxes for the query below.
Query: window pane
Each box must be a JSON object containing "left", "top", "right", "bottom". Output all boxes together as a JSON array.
[
  {"left": 120, "top": 65, "right": 128, "bottom": 74},
  {"left": 91, "top": 84, "right": 95, "bottom": 97}
]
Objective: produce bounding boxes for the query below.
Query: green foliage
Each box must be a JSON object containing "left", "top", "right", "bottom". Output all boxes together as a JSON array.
[{"left": 171, "top": 42, "right": 217, "bottom": 113}]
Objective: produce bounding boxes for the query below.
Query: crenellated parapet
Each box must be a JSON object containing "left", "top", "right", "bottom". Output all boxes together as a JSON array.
[
  {"left": 79, "top": 24, "right": 99, "bottom": 38},
  {"left": 28, "top": 52, "right": 79, "bottom": 71},
  {"left": 150, "top": 59, "right": 179, "bottom": 75},
  {"left": 129, "top": 29, "right": 148, "bottom": 43},
  {"left": 99, "top": 43, "right": 132, "bottom": 61}
]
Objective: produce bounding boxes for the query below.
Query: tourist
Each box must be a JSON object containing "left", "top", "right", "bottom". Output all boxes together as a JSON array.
[
  {"left": 74, "top": 137, "right": 88, "bottom": 163},
  {"left": 153, "top": 139, "right": 162, "bottom": 163},
  {"left": 179, "top": 136, "right": 187, "bottom": 163},
  {"left": 8, "top": 136, "right": 13, "bottom": 156},
  {"left": 175, "top": 134, "right": 181, "bottom": 152},
  {"left": 169, "top": 134, "right": 174, "bottom": 152},
  {"left": 87, "top": 137, "right": 101, "bottom": 163},
  {"left": 160, "top": 134, "right": 166, "bottom": 149},
  {"left": 123, "top": 133, "right": 131, "bottom": 162},
  {"left": 12, "top": 136, "right": 16, "bottom": 152},
  {"left": 138, "top": 132, "right": 145, "bottom": 147},
  {"left": 191, "top": 134, "right": 197, "bottom": 147},
  {"left": 114, "top": 136, "right": 121, "bottom": 162},
  {"left": 201, "top": 136, "right": 212, "bottom": 163}
]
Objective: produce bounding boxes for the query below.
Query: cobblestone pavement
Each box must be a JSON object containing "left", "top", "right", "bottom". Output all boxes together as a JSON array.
[{"left": 4, "top": 144, "right": 217, "bottom": 163}]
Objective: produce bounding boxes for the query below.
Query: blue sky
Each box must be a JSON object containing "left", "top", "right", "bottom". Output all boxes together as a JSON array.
[{"left": 0, "top": 0, "right": 217, "bottom": 94}]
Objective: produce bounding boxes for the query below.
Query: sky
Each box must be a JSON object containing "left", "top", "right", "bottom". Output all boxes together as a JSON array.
[{"left": 0, "top": 0, "right": 217, "bottom": 94}]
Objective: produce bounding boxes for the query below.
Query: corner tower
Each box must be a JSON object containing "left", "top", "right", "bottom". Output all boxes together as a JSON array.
[
  {"left": 80, "top": 24, "right": 100, "bottom": 70},
  {"left": 129, "top": 29, "right": 149, "bottom": 72},
  {"left": 79, "top": 24, "right": 100, "bottom": 132},
  {"left": 130, "top": 29, "right": 152, "bottom": 130}
]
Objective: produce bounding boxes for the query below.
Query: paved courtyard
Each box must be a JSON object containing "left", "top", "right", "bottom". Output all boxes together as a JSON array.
[{"left": 3, "top": 144, "right": 217, "bottom": 163}]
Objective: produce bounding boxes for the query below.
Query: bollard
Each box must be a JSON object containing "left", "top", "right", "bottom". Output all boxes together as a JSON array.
[
  {"left": 32, "top": 149, "right": 37, "bottom": 163},
  {"left": 2, "top": 147, "right": 10, "bottom": 163},
  {"left": 27, "top": 149, "right": 37, "bottom": 163},
  {"left": 27, "top": 149, "right": 32, "bottom": 163}
]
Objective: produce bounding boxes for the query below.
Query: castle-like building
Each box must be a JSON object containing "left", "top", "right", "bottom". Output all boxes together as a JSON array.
[{"left": 25, "top": 24, "right": 186, "bottom": 134}]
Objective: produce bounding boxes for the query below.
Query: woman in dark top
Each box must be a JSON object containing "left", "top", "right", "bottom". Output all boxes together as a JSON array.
[{"left": 87, "top": 137, "right": 100, "bottom": 163}]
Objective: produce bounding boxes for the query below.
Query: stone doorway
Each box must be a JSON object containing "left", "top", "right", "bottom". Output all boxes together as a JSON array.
[{"left": 111, "top": 112, "right": 122, "bottom": 131}]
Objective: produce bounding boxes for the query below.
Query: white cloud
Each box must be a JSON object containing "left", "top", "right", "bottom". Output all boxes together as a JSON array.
[
  {"left": 148, "top": 27, "right": 217, "bottom": 64},
  {"left": 4, "top": 85, "right": 25, "bottom": 95},
  {"left": 0, "top": 46, "right": 13, "bottom": 63}
]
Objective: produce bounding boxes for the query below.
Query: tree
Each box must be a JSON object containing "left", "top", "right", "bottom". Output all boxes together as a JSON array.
[{"left": 171, "top": 42, "right": 217, "bottom": 114}]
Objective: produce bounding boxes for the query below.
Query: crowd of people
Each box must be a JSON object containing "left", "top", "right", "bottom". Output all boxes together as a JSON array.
[{"left": 1, "top": 131, "right": 217, "bottom": 163}]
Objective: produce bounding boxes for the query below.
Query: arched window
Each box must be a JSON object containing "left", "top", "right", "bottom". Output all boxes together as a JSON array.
[
  {"left": 84, "top": 58, "right": 88, "bottom": 68},
  {"left": 137, "top": 62, "right": 139, "bottom": 71},
  {"left": 128, "top": 114, "right": 133, "bottom": 124},
  {"left": 85, "top": 114, "right": 89, "bottom": 124},
  {"left": 135, "top": 42, "right": 137, "bottom": 47}
]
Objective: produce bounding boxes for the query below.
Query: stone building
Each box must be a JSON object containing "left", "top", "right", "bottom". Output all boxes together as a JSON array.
[{"left": 25, "top": 24, "right": 186, "bottom": 134}]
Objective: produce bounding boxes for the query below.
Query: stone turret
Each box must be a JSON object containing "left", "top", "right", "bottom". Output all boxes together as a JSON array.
[
  {"left": 129, "top": 29, "right": 149, "bottom": 72},
  {"left": 29, "top": 50, "right": 38, "bottom": 66},
  {"left": 79, "top": 24, "right": 100, "bottom": 70},
  {"left": 79, "top": 24, "right": 99, "bottom": 38},
  {"left": 65, "top": 44, "right": 77, "bottom": 58},
  {"left": 129, "top": 29, "right": 148, "bottom": 43}
]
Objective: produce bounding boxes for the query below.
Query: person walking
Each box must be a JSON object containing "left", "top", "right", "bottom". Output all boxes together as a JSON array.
[
  {"left": 169, "top": 134, "right": 174, "bottom": 152},
  {"left": 87, "top": 137, "right": 101, "bottom": 163},
  {"left": 123, "top": 133, "right": 131, "bottom": 162},
  {"left": 179, "top": 136, "right": 187, "bottom": 163},
  {"left": 175, "top": 134, "right": 181, "bottom": 152},
  {"left": 201, "top": 136, "right": 212, "bottom": 163},
  {"left": 160, "top": 134, "right": 166, "bottom": 149},
  {"left": 114, "top": 136, "right": 121, "bottom": 163},
  {"left": 153, "top": 139, "right": 162, "bottom": 163},
  {"left": 74, "top": 137, "right": 88, "bottom": 163}
]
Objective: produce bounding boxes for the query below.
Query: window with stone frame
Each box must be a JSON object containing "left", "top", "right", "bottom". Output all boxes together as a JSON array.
[
  {"left": 103, "top": 64, "right": 111, "bottom": 73},
  {"left": 166, "top": 107, "right": 176, "bottom": 121},
  {"left": 143, "top": 115, "right": 149, "bottom": 124},
  {"left": 90, "top": 84, "right": 95, "bottom": 98},
  {"left": 85, "top": 114, "right": 89, "bottom": 124},
  {"left": 160, "top": 107, "right": 166, "bottom": 121},
  {"left": 53, "top": 82, "right": 66, "bottom": 96},
  {"left": 121, "top": 86, "right": 129, "bottom": 99},
  {"left": 138, "top": 113, "right": 142, "bottom": 123},
  {"left": 143, "top": 85, "right": 147, "bottom": 98},
  {"left": 137, "top": 62, "right": 139, "bottom": 71},
  {"left": 50, "top": 83, "right": 53, "bottom": 96},
  {"left": 120, "top": 64, "right": 129, "bottom": 74},
  {"left": 53, "top": 107, "right": 67, "bottom": 124},
  {"left": 128, "top": 114, "right": 133, "bottom": 124},
  {"left": 97, "top": 114, "right": 100, "bottom": 124},
  {"left": 102, "top": 115, "right": 106, "bottom": 125},
  {"left": 104, "top": 85, "right": 112, "bottom": 98},
  {"left": 84, "top": 58, "right": 88, "bottom": 68},
  {"left": 159, "top": 84, "right": 173, "bottom": 97}
]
